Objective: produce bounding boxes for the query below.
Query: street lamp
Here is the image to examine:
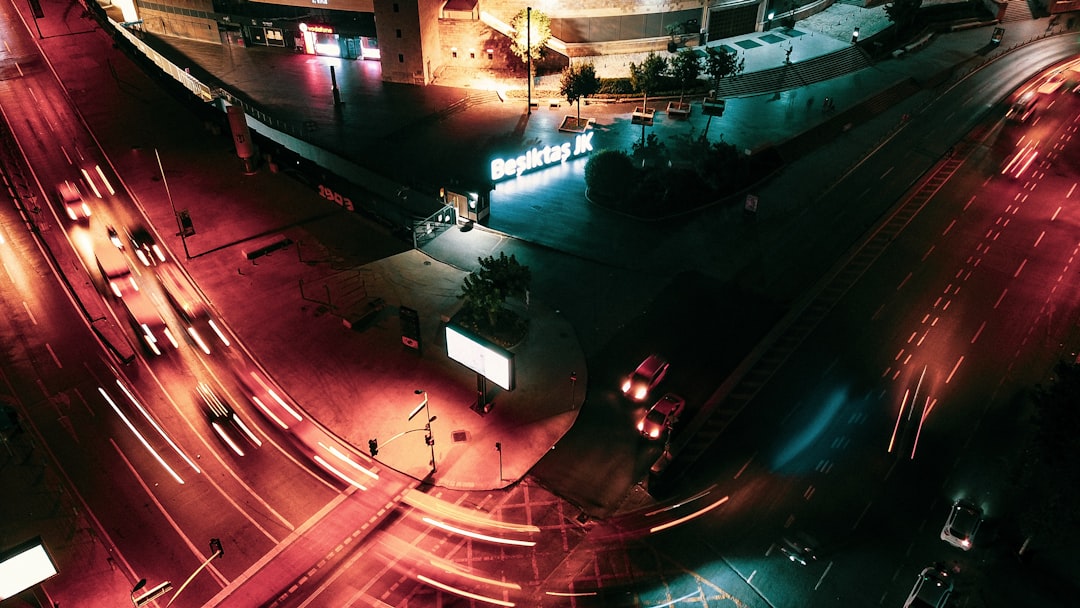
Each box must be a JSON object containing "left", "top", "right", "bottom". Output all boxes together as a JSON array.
[{"left": 410, "top": 389, "right": 436, "bottom": 474}]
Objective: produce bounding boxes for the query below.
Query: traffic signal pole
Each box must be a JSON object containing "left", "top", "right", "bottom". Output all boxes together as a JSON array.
[{"left": 165, "top": 539, "right": 223, "bottom": 607}]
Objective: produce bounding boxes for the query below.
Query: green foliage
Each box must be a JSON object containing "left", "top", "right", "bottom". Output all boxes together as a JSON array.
[
  {"left": 628, "top": 52, "right": 668, "bottom": 100},
  {"left": 560, "top": 63, "right": 601, "bottom": 122},
  {"left": 458, "top": 252, "right": 532, "bottom": 329},
  {"left": 509, "top": 9, "right": 551, "bottom": 64},
  {"left": 584, "top": 149, "right": 637, "bottom": 200},
  {"left": 703, "top": 47, "right": 745, "bottom": 90},
  {"left": 884, "top": 0, "right": 923, "bottom": 30},
  {"left": 598, "top": 78, "right": 635, "bottom": 95},
  {"left": 668, "top": 51, "right": 702, "bottom": 96}
]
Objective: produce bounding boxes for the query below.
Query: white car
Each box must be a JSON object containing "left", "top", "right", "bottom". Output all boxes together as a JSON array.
[
  {"left": 940, "top": 499, "right": 982, "bottom": 550},
  {"left": 903, "top": 566, "right": 952, "bottom": 608}
]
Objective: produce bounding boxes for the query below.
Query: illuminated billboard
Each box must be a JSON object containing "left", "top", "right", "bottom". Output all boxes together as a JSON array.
[
  {"left": 444, "top": 324, "right": 515, "bottom": 390},
  {"left": 0, "top": 537, "right": 58, "bottom": 600}
]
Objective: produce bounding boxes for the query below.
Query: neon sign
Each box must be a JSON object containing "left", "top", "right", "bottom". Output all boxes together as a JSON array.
[
  {"left": 300, "top": 23, "right": 334, "bottom": 34},
  {"left": 490, "top": 131, "right": 593, "bottom": 182}
]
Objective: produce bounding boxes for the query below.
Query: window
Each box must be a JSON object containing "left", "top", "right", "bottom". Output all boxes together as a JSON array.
[
  {"left": 393, "top": 3, "right": 399, "bottom": 12},
  {"left": 398, "top": 53, "right": 404, "bottom": 63},
  {"left": 395, "top": 28, "right": 401, "bottom": 38},
  {"left": 469, "top": 51, "right": 475, "bottom": 59}
]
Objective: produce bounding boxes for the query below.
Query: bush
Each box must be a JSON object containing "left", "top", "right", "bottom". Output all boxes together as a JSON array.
[
  {"left": 585, "top": 149, "right": 637, "bottom": 201},
  {"left": 598, "top": 78, "right": 634, "bottom": 95}
]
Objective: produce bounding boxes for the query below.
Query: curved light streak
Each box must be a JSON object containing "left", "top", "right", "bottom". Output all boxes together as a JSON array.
[
  {"left": 416, "top": 574, "right": 515, "bottom": 607},
  {"left": 648, "top": 495, "right": 729, "bottom": 534},
  {"left": 421, "top": 517, "right": 536, "bottom": 547},
  {"left": 318, "top": 441, "right": 378, "bottom": 480},
  {"left": 115, "top": 379, "right": 200, "bottom": 473},
  {"left": 312, "top": 454, "right": 368, "bottom": 491}
]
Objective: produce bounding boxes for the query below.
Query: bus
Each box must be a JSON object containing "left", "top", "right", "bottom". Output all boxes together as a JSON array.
[
  {"left": 94, "top": 245, "right": 138, "bottom": 298},
  {"left": 121, "top": 290, "right": 178, "bottom": 357},
  {"left": 155, "top": 264, "right": 230, "bottom": 354}
]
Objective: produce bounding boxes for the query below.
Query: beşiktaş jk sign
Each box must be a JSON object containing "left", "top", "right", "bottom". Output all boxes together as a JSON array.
[{"left": 490, "top": 131, "right": 594, "bottom": 182}]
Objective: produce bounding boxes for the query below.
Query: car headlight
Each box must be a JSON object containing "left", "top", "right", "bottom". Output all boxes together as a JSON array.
[{"left": 634, "top": 387, "right": 646, "bottom": 400}]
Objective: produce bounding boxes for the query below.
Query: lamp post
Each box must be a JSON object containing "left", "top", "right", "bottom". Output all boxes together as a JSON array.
[
  {"left": 526, "top": 6, "right": 532, "bottom": 115},
  {"left": 410, "top": 389, "right": 436, "bottom": 473}
]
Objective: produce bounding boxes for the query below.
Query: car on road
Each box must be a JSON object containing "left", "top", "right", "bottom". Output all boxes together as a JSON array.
[
  {"left": 197, "top": 382, "right": 262, "bottom": 457},
  {"left": 940, "top": 499, "right": 982, "bottom": 550},
  {"left": 903, "top": 565, "right": 952, "bottom": 608},
  {"left": 621, "top": 354, "right": 669, "bottom": 402},
  {"left": 57, "top": 180, "right": 90, "bottom": 222},
  {"left": 779, "top": 534, "right": 819, "bottom": 566},
  {"left": 127, "top": 225, "right": 165, "bottom": 266},
  {"left": 637, "top": 393, "right": 684, "bottom": 439}
]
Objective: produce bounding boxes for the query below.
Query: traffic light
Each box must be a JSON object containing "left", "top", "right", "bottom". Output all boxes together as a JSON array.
[
  {"left": 368, "top": 438, "right": 378, "bottom": 456},
  {"left": 209, "top": 538, "right": 223, "bottom": 558}
]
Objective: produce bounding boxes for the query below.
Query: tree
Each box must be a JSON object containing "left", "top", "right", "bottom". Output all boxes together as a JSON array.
[
  {"left": 667, "top": 51, "right": 702, "bottom": 104},
  {"left": 509, "top": 9, "right": 551, "bottom": 66},
  {"left": 628, "top": 52, "right": 668, "bottom": 110},
  {"left": 458, "top": 252, "right": 532, "bottom": 329},
  {"left": 560, "top": 62, "right": 601, "bottom": 126},
  {"left": 884, "top": 0, "right": 922, "bottom": 32},
  {"left": 701, "top": 47, "right": 744, "bottom": 140},
  {"left": 703, "top": 47, "right": 744, "bottom": 92}
]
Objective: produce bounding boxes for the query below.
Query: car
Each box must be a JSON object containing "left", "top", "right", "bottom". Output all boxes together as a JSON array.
[
  {"left": 903, "top": 565, "right": 952, "bottom": 608},
  {"left": 621, "top": 354, "right": 669, "bottom": 401},
  {"left": 127, "top": 225, "right": 165, "bottom": 266},
  {"left": 197, "top": 382, "right": 262, "bottom": 457},
  {"left": 940, "top": 499, "right": 982, "bottom": 550},
  {"left": 57, "top": 181, "right": 91, "bottom": 221},
  {"left": 1005, "top": 92, "right": 1038, "bottom": 123},
  {"left": 778, "top": 533, "right": 819, "bottom": 566},
  {"left": 637, "top": 393, "right": 684, "bottom": 439}
]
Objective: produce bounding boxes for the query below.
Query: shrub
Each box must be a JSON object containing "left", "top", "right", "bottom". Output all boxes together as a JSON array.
[{"left": 585, "top": 149, "right": 637, "bottom": 201}]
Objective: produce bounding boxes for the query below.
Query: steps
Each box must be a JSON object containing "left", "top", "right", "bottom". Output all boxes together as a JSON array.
[{"left": 715, "top": 45, "right": 873, "bottom": 98}]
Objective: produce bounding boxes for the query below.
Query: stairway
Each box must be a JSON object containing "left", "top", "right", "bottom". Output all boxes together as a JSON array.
[{"left": 715, "top": 45, "right": 873, "bottom": 98}]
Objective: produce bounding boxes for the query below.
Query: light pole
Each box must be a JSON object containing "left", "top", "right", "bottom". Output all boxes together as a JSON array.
[
  {"left": 410, "top": 389, "right": 436, "bottom": 473},
  {"left": 495, "top": 442, "right": 503, "bottom": 481},
  {"left": 155, "top": 148, "right": 189, "bottom": 260},
  {"left": 526, "top": 7, "right": 532, "bottom": 115}
]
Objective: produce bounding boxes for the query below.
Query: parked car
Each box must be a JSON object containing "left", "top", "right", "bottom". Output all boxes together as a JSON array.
[
  {"left": 621, "top": 354, "right": 669, "bottom": 402},
  {"left": 637, "top": 393, "right": 684, "bottom": 439},
  {"left": 903, "top": 565, "right": 952, "bottom": 608},
  {"left": 940, "top": 499, "right": 982, "bottom": 550}
]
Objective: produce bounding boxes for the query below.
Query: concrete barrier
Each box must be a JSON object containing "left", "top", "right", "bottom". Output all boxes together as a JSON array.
[{"left": 242, "top": 234, "right": 292, "bottom": 260}]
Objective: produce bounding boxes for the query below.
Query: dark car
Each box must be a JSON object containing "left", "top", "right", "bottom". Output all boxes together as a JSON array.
[
  {"left": 197, "top": 382, "right": 262, "bottom": 457},
  {"left": 621, "top": 354, "right": 670, "bottom": 402},
  {"left": 903, "top": 565, "right": 952, "bottom": 608},
  {"left": 127, "top": 225, "right": 166, "bottom": 266},
  {"left": 637, "top": 393, "right": 684, "bottom": 439}
]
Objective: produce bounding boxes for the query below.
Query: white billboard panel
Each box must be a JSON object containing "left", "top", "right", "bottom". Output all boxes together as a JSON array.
[
  {"left": 0, "top": 537, "right": 58, "bottom": 600},
  {"left": 444, "top": 324, "right": 515, "bottom": 390}
]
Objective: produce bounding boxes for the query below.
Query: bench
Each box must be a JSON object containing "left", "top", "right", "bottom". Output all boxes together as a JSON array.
[
  {"left": 242, "top": 234, "right": 292, "bottom": 261},
  {"left": 342, "top": 297, "right": 386, "bottom": 331}
]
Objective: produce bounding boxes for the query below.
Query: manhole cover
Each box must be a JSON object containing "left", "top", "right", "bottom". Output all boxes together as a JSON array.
[{"left": 452, "top": 430, "right": 468, "bottom": 443}]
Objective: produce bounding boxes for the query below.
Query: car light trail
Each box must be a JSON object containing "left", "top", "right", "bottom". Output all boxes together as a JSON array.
[
  {"left": 212, "top": 421, "right": 247, "bottom": 457},
  {"left": 403, "top": 490, "right": 540, "bottom": 534},
  {"left": 647, "top": 591, "right": 698, "bottom": 608},
  {"left": 909, "top": 394, "right": 934, "bottom": 460},
  {"left": 94, "top": 165, "right": 115, "bottom": 195},
  {"left": 187, "top": 326, "right": 211, "bottom": 355},
  {"left": 99, "top": 387, "right": 185, "bottom": 484},
  {"left": 79, "top": 167, "right": 102, "bottom": 198},
  {"left": 645, "top": 485, "right": 717, "bottom": 516},
  {"left": 208, "top": 319, "right": 230, "bottom": 346},
  {"left": 431, "top": 559, "right": 521, "bottom": 590},
  {"left": 421, "top": 517, "right": 536, "bottom": 547},
  {"left": 115, "top": 379, "right": 200, "bottom": 473},
  {"left": 247, "top": 371, "right": 302, "bottom": 427},
  {"left": 648, "top": 495, "right": 729, "bottom": 534},
  {"left": 318, "top": 441, "right": 378, "bottom": 480},
  {"left": 416, "top": 574, "right": 515, "bottom": 607},
  {"left": 312, "top": 454, "right": 368, "bottom": 491},
  {"left": 545, "top": 590, "right": 598, "bottom": 597},
  {"left": 250, "top": 396, "right": 290, "bottom": 430}
]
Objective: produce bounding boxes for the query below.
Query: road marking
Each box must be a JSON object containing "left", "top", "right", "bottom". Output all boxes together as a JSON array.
[
  {"left": 971, "top": 321, "right": 986, "bottom": 344},
  {"left": 21, "top": 301, "right": 37, "bottom": 325},
  {"left": 45, "top": 343, "right": 62, "bottom": 368},
  {"left": 814, "top": 561, "right": 834, "bottom": 591}
]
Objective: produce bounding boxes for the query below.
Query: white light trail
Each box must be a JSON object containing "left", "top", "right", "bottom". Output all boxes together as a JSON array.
[
  {"left": 115, "top": 379, "right": 200, "bottom": 473},
  {"left": 312, "top": 454, "right": 368, "bottom": 491},
  {"left": 318, "top": 441, "right": 378, "bottom": 480},
  {"left": 94, "top": 165, "right": 115, "bottom": 195},
  {"left": 99, "top": 387, "right": 184, "bottom": 484},
  {"left": 421, "top": 517, "right": 536, "bottom": 547},
  {"left": 416, "top": 574, "right": 515, "bottom": 607},
  {"left": 648, "top": 495, "right": 729, "bottom": 534}
]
